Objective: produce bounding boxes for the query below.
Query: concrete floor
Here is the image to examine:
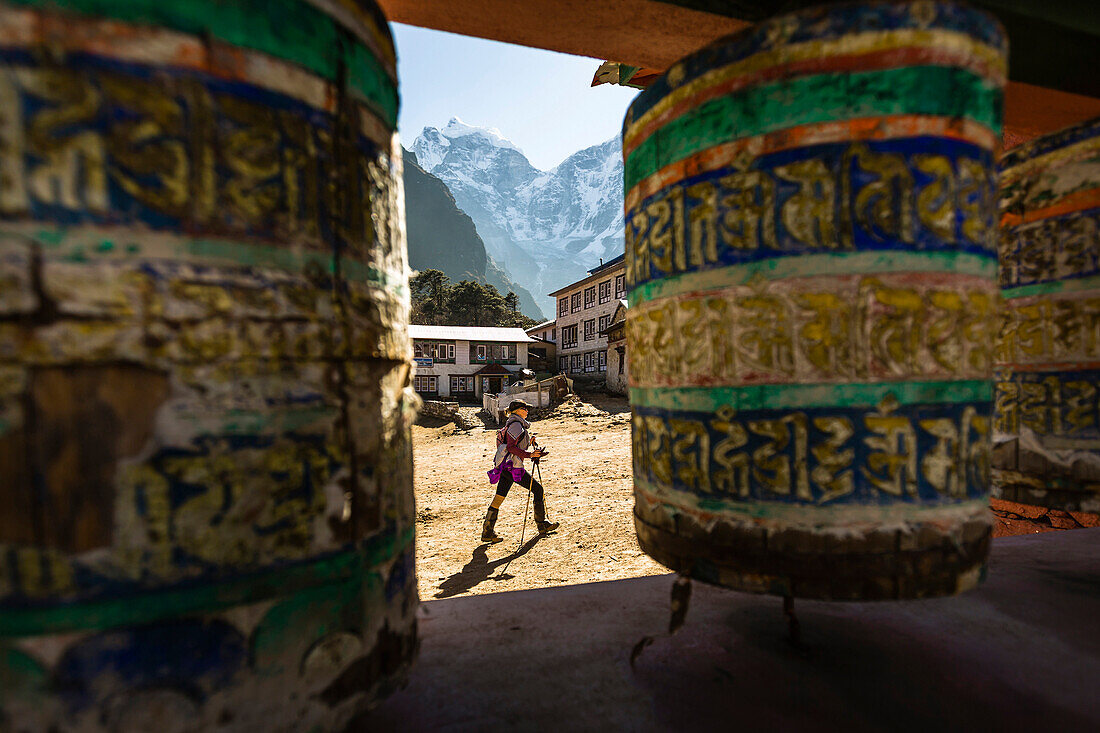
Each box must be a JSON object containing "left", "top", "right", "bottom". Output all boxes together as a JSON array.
[{"left": 358, "top": 529, "right": 1100, "bottom": 732}]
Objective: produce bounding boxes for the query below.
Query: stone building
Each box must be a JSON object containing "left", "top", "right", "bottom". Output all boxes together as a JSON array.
[
  {"left": 547, "top": 254, "right": 626, "bottom": 377},
  {"left": 600, "top": 300, "right": 628, "bottom": 395},
  {"left": 410, "top": 325, "right": 534, "bottom": 400}
]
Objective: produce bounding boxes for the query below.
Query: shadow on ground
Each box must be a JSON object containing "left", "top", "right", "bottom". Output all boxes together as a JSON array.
[{"left": 434, "top": 534, "right": 549, "bottom": 599}]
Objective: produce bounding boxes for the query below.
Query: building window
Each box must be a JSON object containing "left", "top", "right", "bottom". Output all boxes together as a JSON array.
[
  {"left": 570, "top": 354, "right": 581, "bottom": 372},
  {"left": 571, "top": 293, "right": 581, "bottom": 313},
  {"left": 551, "top": 328, "right": 556, "bottom": 342},
  {"left": 559, "top": 356, "right": 567, "bottom": 372},
  {"left": 584, "top": 286, "right": 596, "bottom": 308},
  {"left": 562, "top": 325, "right": 578, "bottom": 349},
  {"left": 476, "top": 344, "right": 486, "bottom": 361},
  {"left": 598, "top": 314, "right": 611, "bottom": 332},
  {"left": 583, "top": 319, "right": 595, "bottom": 341},
  {"left": 559, "top": 297, "right": 568, "bottom": 317},
  {"left": 450, "top": 375, "right": 474, "bottom": 393},
  {"left": 617, "top": 347, "right": 625, "bottom": 374},
  {"left": 615, "top": 274, "right": 626, "bottom": 299},
  {"left": 413, "top": 341, "right": 455, "bottom": 361},
  {"left": 598, "top": 350, "right": 607, "bottom": 372},
  {"left": 413, "top": 376, "right": 437, "bottom": 393},
  {"left": 598, "top": 280, "right": 611, "bottom": 304}
]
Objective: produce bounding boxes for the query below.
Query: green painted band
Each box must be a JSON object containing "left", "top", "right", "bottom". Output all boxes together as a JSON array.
[
  {"left": 625, "top": 65, "right": 1000, "bottom": 191},
  {"left": 6, "top": 0, "right": 397, "bottom": 127},
  {"left": 0, "top": 527, "right": 414, "bottom": 638},
  {"left": 627, "top": 251, "right": 997, "bottom": 306},
  {"left": 630, "top": 379, "right": 993, "bottom": 412},
  {"left": 636, "top": 480, "right": 990, "bottom": 520},
  {"left": 1002, "top": 273, "right": 1100, "bottom": 300},
  {"left": 20, "top": 228, "right": 408, "bottom": 296}
]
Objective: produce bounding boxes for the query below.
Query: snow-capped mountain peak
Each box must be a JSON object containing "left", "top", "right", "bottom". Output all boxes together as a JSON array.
[
  {"left": 410, "top": 120, "right": 625, "bottom": 315},
  {"left": 440, "top": 116, "right": 522, "bottom": 153}
]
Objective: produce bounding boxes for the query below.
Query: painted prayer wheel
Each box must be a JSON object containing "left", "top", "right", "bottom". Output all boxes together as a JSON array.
[
  {"left": 0, "top": 1, "right": 417, "bottom": 729},
  {"left": 624, "top": 2, "right": 1006, "bottom": 600},
  {"left": 994, "top": 117, "right": 1100, "bottom": 514}
]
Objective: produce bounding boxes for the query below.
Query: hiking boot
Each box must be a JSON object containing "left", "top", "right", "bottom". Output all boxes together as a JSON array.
[
  {"left": 536, "top": 520, "right": 560, "bottom": 535},
  {"left": 481, "top": 507, "right": 503, "bottom": 544}
]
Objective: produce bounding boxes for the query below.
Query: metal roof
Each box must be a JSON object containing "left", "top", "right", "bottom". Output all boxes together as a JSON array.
[
  {"left": 409, "top": 325, "right": 535, "bottom": 342},
  {"left": 525, "top": 320, "right": 556, "bottom": 332}
]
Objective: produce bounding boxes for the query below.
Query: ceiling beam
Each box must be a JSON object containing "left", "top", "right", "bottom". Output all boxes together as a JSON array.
[{"left": 379, "top": 0, "right": 1100, "bottom": 138}]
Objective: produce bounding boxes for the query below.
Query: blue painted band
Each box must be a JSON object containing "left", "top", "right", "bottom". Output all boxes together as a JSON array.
[
  {"left": 631, "top": 398, "right": 992, "bottom": 507},
  {"left": 625, "top": 136, "right": 997, "bottom": 291}
]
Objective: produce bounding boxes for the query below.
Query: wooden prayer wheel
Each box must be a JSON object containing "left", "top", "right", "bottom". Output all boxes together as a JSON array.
[
  {"left": 624, "top": 1, "right": 1006, "bottom": 600},
  {"left": 994, "top": 117, "right": 1100, "bottom": 514},
  {"left": 0, "top": 1, "right": 416, "bottom": 729}
]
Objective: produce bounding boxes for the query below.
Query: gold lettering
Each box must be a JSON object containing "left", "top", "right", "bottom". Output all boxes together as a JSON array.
[
  {"left": 632, "top": 412, "right": 649, "bottom": 478},
  {"left": 219, "top": 94, "right": 282, "bottom": 226},
  {"left": 862, "top": 395, "right": 918, "bottom": 497},
  {"left": 0, "top": 70, "right": 28, "bottom": 214},
  {"left": 670, "top": 418, "right": 710, "bottom": 492},
  {"left": 797, "top": 291, "right": 852, "bottom": 377},
  {"left": 847, "top": 144, "right": 914, "bottom": 244},
  {"left": 100, "top": 74, "right": 188, "bottom": 216},
  {"left": 919, "top": 416, "right": 963, "bottom": 497},
  {"left": 737, "top": 290, "right": 795, "bottom": 377},
  {"left": 685, "top": 181, "right": 719, "bottom": 267},
  {"left": 958, "top": 157, "right": 993, "bottom": 249},
  {"left": 811, "top": 416, "right": 854, "bottom": 503},
  {"left": 1064, "top": 380, "right": 1097, "bottom": 435},
  {"left": 962, "top": 291, "right": 995, "bottom": 373},
  {"left": 775, "top": 158, "right": 837, "bottom": 249},
  {"left": 20, "top": 69, "right": 107, "bottom": 211},
  {"left": 1015, "top": 300, "right": 1050, "bottom": 358},
  {"left": 710, "top": 406, "right": 750, "bottom": 497},
  {"left": 863, "top": 279, "right": 923, "bottom": 376},
  {"left": 913, "top": 154, "right": 955, "bottom": 241},
  {"left": 630, "top": 209, "right": 651, "bottom": 285},
  {"left": 994, "top": 379, "right": 1019, "bottom": 435},
  {"left": 719, "top": 168, "right": 776, "bottom": 250},
  {"left": 645, "top": 415, "right": 672, "bottom": 487},
  {"left": 926, "top": 290, "right": 964, "bottom": 374},
  {"left": 646, "top": 197, "right": 673, "bottom": 276},
  {"left": 749, "top": 413, "right": 810, "bottom": 500}
]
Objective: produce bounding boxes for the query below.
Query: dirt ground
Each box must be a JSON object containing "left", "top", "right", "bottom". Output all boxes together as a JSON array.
[{"left": 411, "top": 393, "right": 666, "bottom": 600}]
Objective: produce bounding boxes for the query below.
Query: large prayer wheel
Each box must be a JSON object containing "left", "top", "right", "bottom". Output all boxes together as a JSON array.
[
  {"left": 994, "top": 117, "right": 1100, "bottom": 514},
  {"left": 624, "top": 2, "right": 1006, "bottom": 600},
  {"left": 0, "top": 1, "right": 417, "bottom": 729}
]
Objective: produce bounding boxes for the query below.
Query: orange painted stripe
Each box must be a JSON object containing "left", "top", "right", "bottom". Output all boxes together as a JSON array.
[
  {"left": 624, "top": 44, "right": 1001, "bottom": 158},
  {"left": 1000, "top": 187, "right": 1100, "bottom": 228},
  {"left": 625, "top": 114, "right": 996, "bottom": 211}
]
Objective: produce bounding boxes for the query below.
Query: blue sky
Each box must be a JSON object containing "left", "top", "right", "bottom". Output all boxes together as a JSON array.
[{"left": 393, "top": 24, "right": 639, "bottom": 171}]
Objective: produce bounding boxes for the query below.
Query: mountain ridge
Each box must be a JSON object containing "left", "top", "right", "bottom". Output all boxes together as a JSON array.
[
  {"left": 411, "top": 118, "right": 625, "bottom": 314},
  {"left": 402, "top": 148, "right": 545, "bottom": 320}
]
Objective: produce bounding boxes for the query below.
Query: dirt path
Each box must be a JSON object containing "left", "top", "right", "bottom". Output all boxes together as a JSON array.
[{"left": 412, "top": 394, "right": 666, "bottom": 600}]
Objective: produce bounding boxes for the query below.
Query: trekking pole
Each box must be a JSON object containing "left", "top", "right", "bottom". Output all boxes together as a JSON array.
[{"left": 496, "top": 446, "right": 541, "bottom": 579}]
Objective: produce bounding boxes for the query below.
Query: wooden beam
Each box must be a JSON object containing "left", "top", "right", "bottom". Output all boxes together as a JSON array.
[
  {"left": 377, "top": 0, "right": 749, "bottom": 70},
  {"left": 381, "top": 0, "right": 1100, "bottom": 138}
]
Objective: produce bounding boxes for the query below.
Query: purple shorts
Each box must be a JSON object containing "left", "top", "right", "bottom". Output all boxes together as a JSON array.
[{"left": 487, "top": 463, "right": 525, "bottom": 484}]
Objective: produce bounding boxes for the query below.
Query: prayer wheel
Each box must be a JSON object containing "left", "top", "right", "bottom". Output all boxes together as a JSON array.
[
  {"left": 0, "top": 1, "right": 416, "bottom": 729},
  {"left": 994, "top": 117, "right": 1100, "bottom": 514},
  {"left": 624, "top": 1, "right": 1006, "bottom": 600}
]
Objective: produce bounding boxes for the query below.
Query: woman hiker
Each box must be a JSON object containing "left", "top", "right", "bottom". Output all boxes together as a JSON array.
[{"left": 482, "top": 399, "right": 560, "bottom": 543}]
